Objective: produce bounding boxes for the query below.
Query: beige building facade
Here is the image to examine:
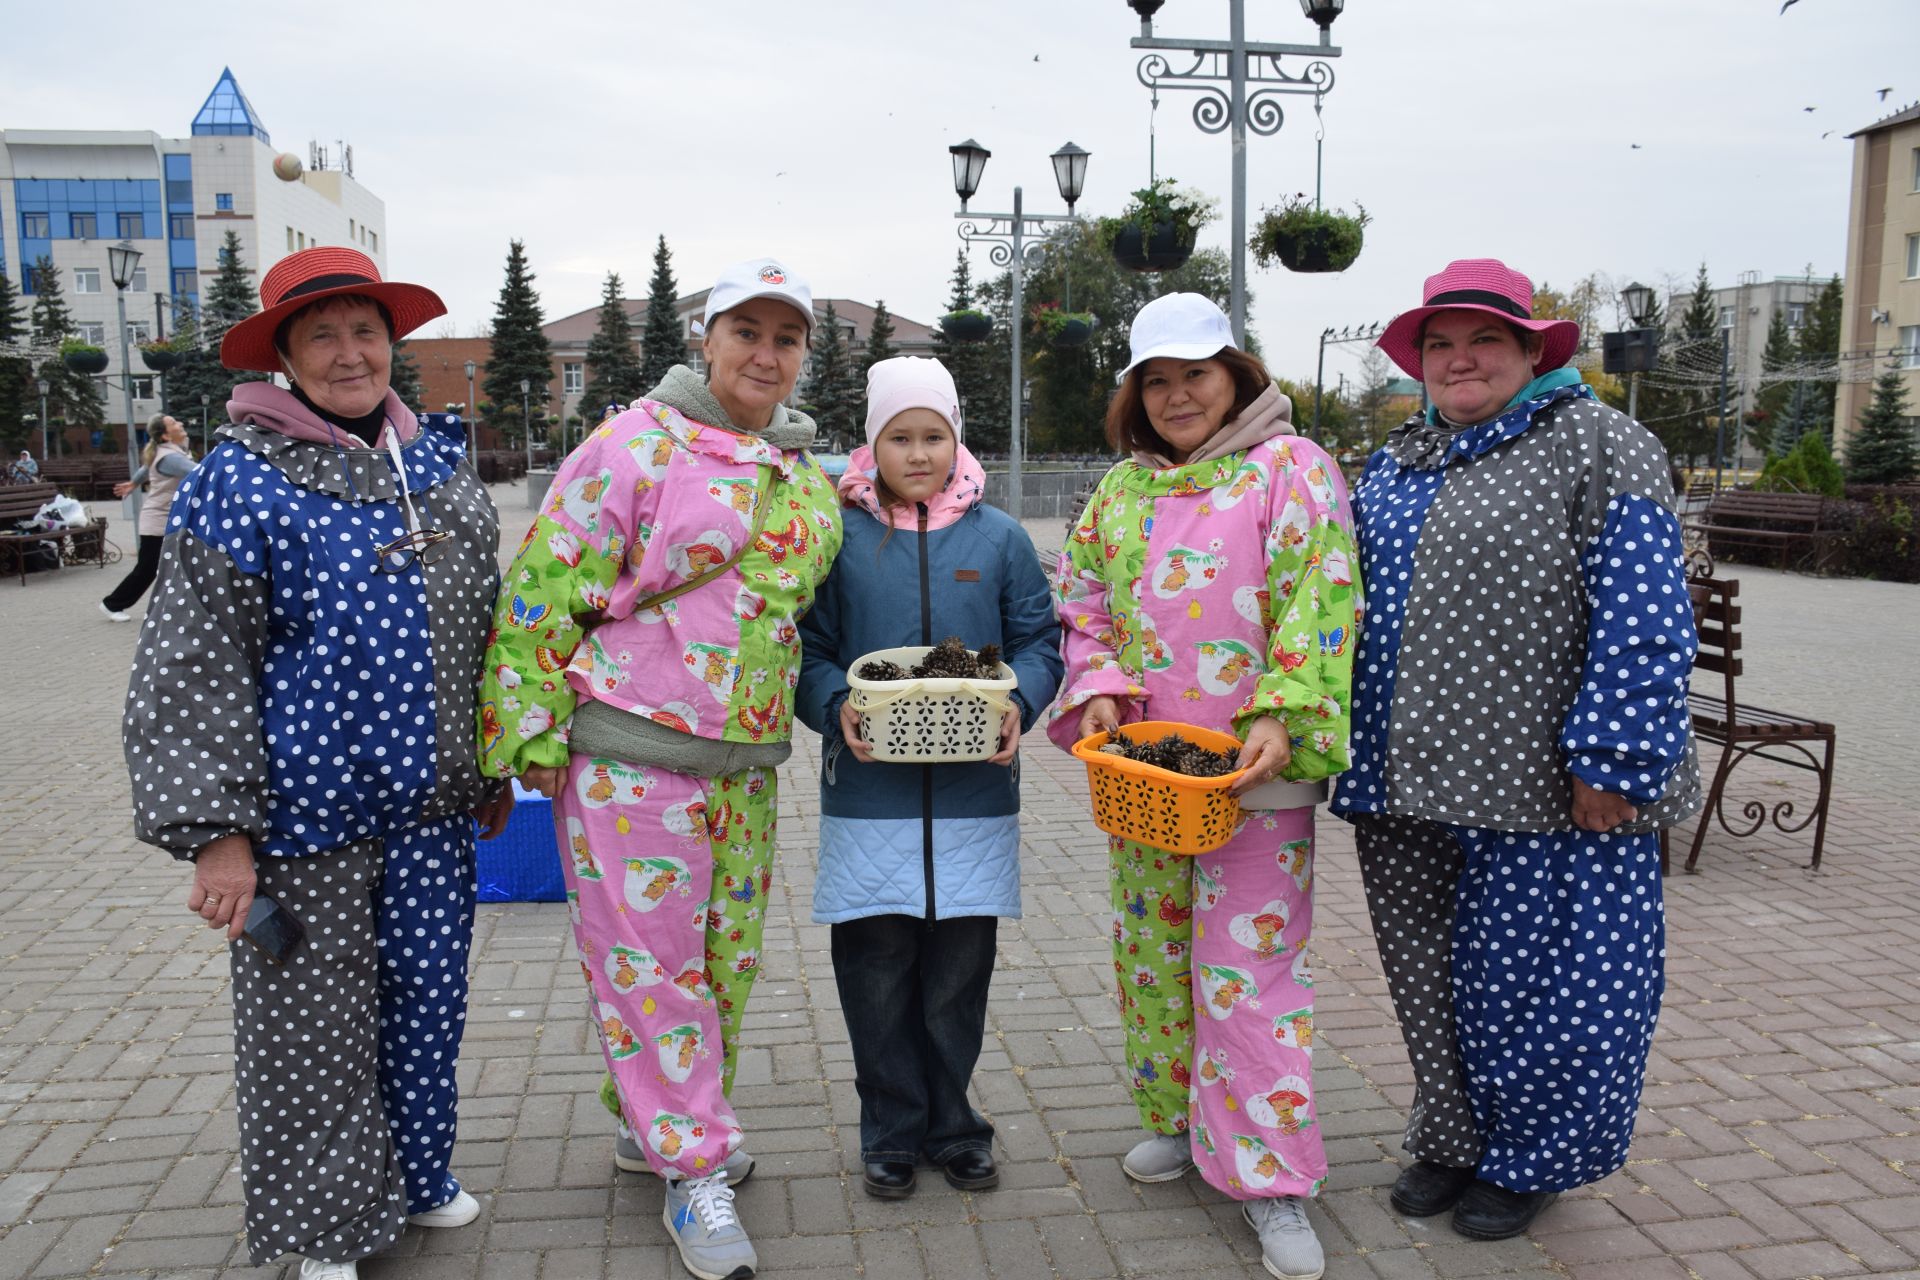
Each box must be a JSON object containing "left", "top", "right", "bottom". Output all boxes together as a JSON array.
[{"left": 1837, "top": 102, "right": 1920, "bottom": 448}]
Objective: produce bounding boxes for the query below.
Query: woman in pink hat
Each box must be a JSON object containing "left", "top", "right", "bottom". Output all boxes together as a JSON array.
[
  {"left": 120, "top": 246, "right": 510, "bottom": 1279},
  {"left": 1330, "top": 259, "right": 1701, "bottom": 1240}
]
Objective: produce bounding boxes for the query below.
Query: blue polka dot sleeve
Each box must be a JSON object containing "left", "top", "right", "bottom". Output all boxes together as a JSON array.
[{"left": 1560, "top": 491, "right": 1697, "bottom": 804}]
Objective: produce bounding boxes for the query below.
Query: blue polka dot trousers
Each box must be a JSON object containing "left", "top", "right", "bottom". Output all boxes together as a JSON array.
[
  {"left": 1356, "top": 815, "right": 1665, "bottom": 1194},
  {"left": 230, "top": 814, "right": 475, "bottom": 1264}
]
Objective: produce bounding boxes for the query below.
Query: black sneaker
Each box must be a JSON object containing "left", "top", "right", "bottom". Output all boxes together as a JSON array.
[
  {"left": 1451, "top": 1180, "right": 1559, "bottom": 1241},
  {"left": 1388, "top": 1161, "right": 1478, "bottom": 1218}
]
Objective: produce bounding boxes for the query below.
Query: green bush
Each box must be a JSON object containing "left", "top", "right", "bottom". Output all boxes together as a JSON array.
[
  {"left": 1756, "top": 431, "right": 1844, "bottom": 498},
  {"left": 1838, "top": 492, "right": 1919, "bottom": 581}
]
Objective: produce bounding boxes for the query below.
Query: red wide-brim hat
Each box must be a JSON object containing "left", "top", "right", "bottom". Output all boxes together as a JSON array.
[
  {"left": 1375, "top": 258, "right": 1580, "bottom": 382},
  {"left": 220, "top": 246, "right": 447, "bottom": 373}
]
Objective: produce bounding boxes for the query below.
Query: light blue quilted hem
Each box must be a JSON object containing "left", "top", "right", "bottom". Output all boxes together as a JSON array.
[{"left": 812, "top": 813, "right": 1023, "bottom": 924}]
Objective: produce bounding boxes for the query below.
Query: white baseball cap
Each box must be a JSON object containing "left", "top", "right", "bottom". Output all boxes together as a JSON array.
[
  {"left": 1116, "top": 292, "right": 1235, "bottom": 383},
  {"left": 702, "top": 257, "right": 814, "bottom": 331}
]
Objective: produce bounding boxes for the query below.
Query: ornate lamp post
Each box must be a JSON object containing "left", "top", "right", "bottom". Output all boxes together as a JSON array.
[
  {"left": 107, "top": 241, "right": 144, "bottom": 504},
  {"left": 519, "top": 377, "right": 533, "bottom": 474},
  {"left": 1603, "top": 281, "right": 1660, "bottom": 424},
  {"left": 948, "top": 138, "right": 1090, "bottom": 519},
  {"left": 1126, "top": 0, "right": 1345, "bottom": 346},
  {"left": 36, "top": 376, "right": 50, "bottom": 460},
  {"left": 199, "top": 392, "right": 211, "bottom": 455},
  {"left": 464, "top": 359, "right": 478, "bottom": 458}
]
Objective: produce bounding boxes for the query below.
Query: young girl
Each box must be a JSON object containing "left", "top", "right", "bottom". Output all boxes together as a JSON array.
[
  {"left": 1049, "top": 294, "right": 1359, "bottom": 1280},
  {"left": 796, "top": 357, "right": 1062, "bottom": 1200}
]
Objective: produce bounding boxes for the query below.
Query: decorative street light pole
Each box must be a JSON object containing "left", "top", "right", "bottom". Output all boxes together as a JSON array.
[
  {"left": 520, "top": 377, "right": 533, "bottom": 475},
  {"left": 200, "top": 392, "right": 211, "bottom": 455},
  {"left": 1618, "top": 281, "right": 1656, "bottom": 423},
  {"left": 1312, "top": 321, "right": 1383, "bottom": 439},
  {"left": 464, "top": 359, "right": 478, "bottom": 459},
  {"left": 107, "top": 241, "right": 145, "bottom": 515},
  {"left": 1126, "top": 0, "right": 1345, "bottom": 347},
  {"left": 948, "top": 138, "right": 1090, "bottom": 520},
  {"left": 36, "top": 376, "right": 50, "bottom": 461}
]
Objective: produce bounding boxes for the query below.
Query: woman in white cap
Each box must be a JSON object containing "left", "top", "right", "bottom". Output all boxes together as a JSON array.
[
  {"left": 478, "top": 258, "right": 843, "bottom": 1280},
  {"left": 1331, "top": 259, "right": 1698, "bottom": 1241},
  {"left": 795, "top": 356, "right": 1061, "bottom": 1201},
  {"left": 1049, "top": 293, "right": 1359, "bottom": 1280}
]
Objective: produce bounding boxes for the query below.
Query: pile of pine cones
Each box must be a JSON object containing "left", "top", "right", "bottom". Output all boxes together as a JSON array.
[
  {"left": 857, "top": 636, "right": 1004, "bottom": 682},
  {"left": 1097, "top": 732, "right": 1241, "bottom": 778}
]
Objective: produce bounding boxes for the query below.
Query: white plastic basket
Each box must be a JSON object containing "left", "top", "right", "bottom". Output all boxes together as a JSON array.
[{"left": 846, "top": 645, "right": 1018, "bottom": 764}]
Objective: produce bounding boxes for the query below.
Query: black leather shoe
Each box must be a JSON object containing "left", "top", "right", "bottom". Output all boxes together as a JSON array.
[
  {"left": 1451, "top": 1180, "right": 1559, "bottom": 1240},
  {"left": 940, "top": 1148, "right": 1000, "bottom": 1191},
  {"left": 1389, "top": 1160, "right": 1479, "bottom": 1218},
  {"left": 862, "top": 1161, "right": 916, "bottom": 1199}
]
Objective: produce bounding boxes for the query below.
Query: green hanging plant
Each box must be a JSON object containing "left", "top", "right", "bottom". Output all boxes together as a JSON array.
[
  {"left": 940, "top": 309, "right": 993, "bottom": 343},
  {"left": 1031, "top": 302, "right": 1096, "bottom": 349},
  {"left": 1097, "top": 178, "right": 1217, "bottom": 273},
  {"left": 1252, "top": 194, "right": 1370, "bottom": 273}
]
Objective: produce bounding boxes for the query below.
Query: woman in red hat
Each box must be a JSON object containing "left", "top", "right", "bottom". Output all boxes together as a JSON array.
[
  {"left": 120, "top": 246, "right": 511, "bottom": 1280},
  {"left": 1331, "top": 259, "right": 1701, "bottom": 1241}
]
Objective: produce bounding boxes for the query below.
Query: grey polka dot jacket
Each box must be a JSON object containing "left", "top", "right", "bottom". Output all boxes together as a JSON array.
[
  {"left": 1329, "top": 381, "right": 1703, "bottom": 833},
  {"left": 121, "top": 412, "right": 500, "bottom": 859}
]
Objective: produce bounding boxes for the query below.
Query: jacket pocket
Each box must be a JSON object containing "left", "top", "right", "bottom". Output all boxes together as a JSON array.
[{"left": 824, "top": 733, "right": 844, "bottom": 787}]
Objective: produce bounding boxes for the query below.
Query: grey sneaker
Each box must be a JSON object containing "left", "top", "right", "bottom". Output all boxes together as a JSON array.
[
  {"left": 1243, "top": 1196, "right": 1325, "bottom": 1280},
  {"left": 662, "top": 1172, "right": 757, "bottom": 1280},
  {"left": 1122, "top": 1132, "right": 1194, "bottom": 1183},
  {"left": 616, "top": 1125, "right": 754, "bottom": 1185}
]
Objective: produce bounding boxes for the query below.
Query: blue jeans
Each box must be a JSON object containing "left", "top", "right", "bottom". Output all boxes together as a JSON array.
[{"left": 830, "top": 913, "right": 998, "bottom": 1164}]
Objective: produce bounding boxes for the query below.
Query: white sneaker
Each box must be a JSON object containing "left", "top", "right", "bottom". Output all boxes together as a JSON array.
[
  {"left": 1244, "top": 1196, "right": 1325, "bottom": 1280},
  {"left": 407, "top": 1188, "right": 480, "bottom": 1228},
  {"left": 616, "top": 1124, "right": 755, "bottom": 1185},
  {"left": 98, "top": 602, "right": 130, "bottom": 622},
  {"left": 663, "top": 1172, "right": 757, "bottom": 1280},
  {"left": 299, "top": 1260, "right": 358, "bottom": 1280},
  {"left": 1122, "top": 1132, "right": 1194, "bottom": 1183}
]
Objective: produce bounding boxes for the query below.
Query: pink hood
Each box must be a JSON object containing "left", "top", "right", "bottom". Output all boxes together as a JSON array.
[
  {"left": 838, "top": 441, "right": 987, "bottom": 531},
  {"left": 227, "top": 382, "right": 418, "bottom": 449}
]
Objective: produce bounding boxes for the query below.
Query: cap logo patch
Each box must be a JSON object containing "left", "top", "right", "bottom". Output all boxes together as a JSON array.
[{"left": 758, "top": 266, "right": 786, "bottom": 284}]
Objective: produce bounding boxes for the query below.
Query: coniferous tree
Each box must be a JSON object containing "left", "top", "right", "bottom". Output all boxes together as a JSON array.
[
  {"left": 638, "top": 236, "right": 684, "bottom": 392},
  {"left": 165, "top": 232, "right": 265, "bottom": 423},
  {"left": 1845, "top": 361, "right": 1916, "bottom": 484},
  {"left": 1795, "top": 275, "right": 1843, "bottom": 440},
  {"left": 581, "top": 272, "right": 646, "bottom": 423},
  {"left": 0, "top": 271, "right": 30, "bottom": 453},
  {"left": 859, "top": 299, "right": 898, "bottom": 380},
  {"left": 1663, "top": 264, "right": 1722, "bottom": 468},
  {"left": 29, "top": 257, "right": 105, "bottom": 440},
  {"left": 1746, "top": 308, "right": 1795, "bottom": 458},
  {"left": 389, "top": 340, "right": 425, "bottom": 409},
  {"left": 930, "top": 250, "right": 1004, "bottom": 452},
  {"left": 802, "top": 301, "right": 860, "bottom": 448},
  {"left": 483, "top": 240, "right": 554, "bottom": 446}
]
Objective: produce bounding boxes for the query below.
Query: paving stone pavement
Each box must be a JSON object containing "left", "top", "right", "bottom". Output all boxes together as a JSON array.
[{"left": 0, "top": 496, "right": 1913, "bottom": 1280}]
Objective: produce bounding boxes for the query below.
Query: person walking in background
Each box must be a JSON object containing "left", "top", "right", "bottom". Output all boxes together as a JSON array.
[{"left": 100, "top": 414, "right": 192, "bottom": 621}]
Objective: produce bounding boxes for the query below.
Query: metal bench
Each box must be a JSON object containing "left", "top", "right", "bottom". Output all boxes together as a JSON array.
[
  {"left": 1687, "top": 491, "right": 1836, "bottom": 572},
  {"left": 0, "top": 482, "right": 112, "bottom": 585}
]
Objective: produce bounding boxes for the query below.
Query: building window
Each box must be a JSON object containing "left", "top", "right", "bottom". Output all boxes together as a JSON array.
[
  {"left": 1913, "top": 147, "right": 1920, "bottom": 193},
  {"left": 1908, "top": 233, "right": 1920, "bottom": 280},
  {"left": 688, "top": 352, "right": 706, "bottom": 375},
  {"left": 563, "top": 363, "right": 584, "bottom": 395},
  {"left": 1717, "top": 305, "right": 1734, "bottom": 330},
  {"left": 173, "top": 268, "right": 197, "bottom": 296},
  {"left": 349, "top": 218, "right": 356, "bottom": 239},
  {"left": 117, "top": 212, "right": 143, "bottom": 239},
  {"left": 286, "top": 227, "right": 295, "bottom": 252},
  {"left": 1901, "top": 326, "right": 1920, "bottom": 370},
  {"left": 367, "top": 229, "right": 378, "bottom": 253},
  {"left": 76, "top": 322, "right": 106, "bottom": 345},
  {"left": 70, "top": 212, "right": 98, "bottom": 238},
  {"left": 297, "top": 231, "right": 306, "bottom": 250},
  {"left": 21, "top": 212, "right": 50, "bottom": 238},
  {"left": 129, "top": 267, "right": 147, "bottom": 293},
  {"left": 215, "top": 193, "right": 233, "bottom": 211},
  {"left": 170, "top": 213, "right": 193, "bottom": 239},
  {"left": 131, "top": 376, "right": 155, "bottom": 399},
  {"left": 1786, "top": 302, "right": 1806, "bottom": 330},
  {"left": 126, "top": 321, "right": 152, "bottom": 345},
  {"left": 73, "top": 268, "right": 102, "bottom": 294}
]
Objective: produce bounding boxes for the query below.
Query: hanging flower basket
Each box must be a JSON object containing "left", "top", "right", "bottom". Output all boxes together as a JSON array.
[
  {"left": 1032, "top": 303, "right": 1096, "bottom": 350},
  {"left": 138, "top": 343, "right": 182, "bottom": 373},
  {"left": 1099, "top": 178, "right": 1215, "bottom": 274},
  {"left": 61, "top": 342, "right": 108, "bottom": 375},
  {"left": 1252, "top": 196, "right": 1370, "bottom": 274},
  {"left": 941, "top": 310, "right": 993, "bottom": 343}
]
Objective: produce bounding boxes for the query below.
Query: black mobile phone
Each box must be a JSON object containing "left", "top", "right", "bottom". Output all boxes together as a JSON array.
[{"left": 241, "top": 895, "right": 306, "bottom": 965}]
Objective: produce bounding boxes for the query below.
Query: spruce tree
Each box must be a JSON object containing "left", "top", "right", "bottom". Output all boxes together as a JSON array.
[
  {"left": 29, "top": 257, "right": 105, "bottom": 438},
  {"left": 1795, "top": 275, "right": 1843, "bottom": 439},
  {"left": 483, "top": 240, "right": 554, "bottom": 446},
  {"left": 638, "top": 236, "right": 684, "bottom": 393},
  {"left": 581, "top": 271, "right": 645, "bottom": 423},
  {"left": 1665, "top": 264, "right": 1722, "bottom": 468},
  {"left": 930, "top": 249, "right": 1004, "bottom": 452},
  {"left": 166, "top": 232, "right": 265, "bottom": 423},
  {"left": 802, "top": 302, "right": 860, "bottom": 448},
  {"left": 389, "top": 340, "right": 425, "bottom": 409},
  {"left": 1745, "top": 309, "right": 1794, "bottom": 458},
  {"left": 859, "top": 299, "right": 898, "bottom": 380},
  {"left": 1845, "top": 361, "right": 1916, "bottom": 485},
  {"left": 0, "top": 271, "right": 29, "bottom": 453}
]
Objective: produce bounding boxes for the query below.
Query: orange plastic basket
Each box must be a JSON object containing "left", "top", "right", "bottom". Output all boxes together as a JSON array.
[{"left": 1070, "top": 721, "right": 1248, "bottom": 856}]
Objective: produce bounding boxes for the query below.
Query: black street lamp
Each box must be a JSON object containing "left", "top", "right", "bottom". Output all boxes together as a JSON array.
[
  {"left": 1603, "top": 282, "right": 1662, "bottom": 422},
  {"left": 36, "top": 376, "right": 50, "bottom": 460},
  {"left": 200, "top": 392, "right": 211, "bottom": 455},
  {"left": 948, "top": 140, "right": 991, "bottom": 213},
  {"left": 464, "top": 359, "right": 479, "bottom": 458},
  {"left": 1300, "top": 0, "right": 1346, "bottom": 32},
  {"left": 520, "top": 377, "right": 533, "bottom": 474},
  {"left": 108, "top": 241, "right": 144, "bottom": 486},
  {"left": 1621, "top": 281, "right": 1656, "bottom": 329}
]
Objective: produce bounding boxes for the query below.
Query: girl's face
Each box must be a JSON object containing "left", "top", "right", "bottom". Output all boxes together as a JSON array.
[
  {"left": 1139, "top": 357, "right": 1237, "bottom": 462},
  {"left": 872, "top": 408, "right": 956, "bottom": 507}
]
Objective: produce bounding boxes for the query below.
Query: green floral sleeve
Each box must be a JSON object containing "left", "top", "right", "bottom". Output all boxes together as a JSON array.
[{"left": 1233, "top": 454, "right": 1360, "bottom": 782}]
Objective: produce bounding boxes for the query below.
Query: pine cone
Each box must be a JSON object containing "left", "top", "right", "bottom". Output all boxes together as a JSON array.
[{"left": 857, "top": 659, "right": 909, "bottom": 681}]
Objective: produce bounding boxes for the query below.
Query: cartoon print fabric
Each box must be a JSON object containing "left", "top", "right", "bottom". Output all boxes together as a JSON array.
[
  {"left": 1111, "top": 809, "right": 1325, "bottom": 1199},
  {"left": 556, "top": 759, "right": 777, "bottom": 1180}
]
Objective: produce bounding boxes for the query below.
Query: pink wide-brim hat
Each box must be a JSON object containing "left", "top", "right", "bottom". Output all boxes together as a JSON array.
[{"left": 1375, "top": 258, "right": 1580, "bottom": 382}]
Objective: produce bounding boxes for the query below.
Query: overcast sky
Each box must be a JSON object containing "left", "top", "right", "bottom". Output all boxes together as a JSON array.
[{"left": 7, "top": 0, "right": 1913, "bottom": 389}]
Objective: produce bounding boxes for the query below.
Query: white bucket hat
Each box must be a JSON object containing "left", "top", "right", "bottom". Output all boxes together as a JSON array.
[
  {"left": 1116, "top": 292, "right": 1235, "bottom": 383},
  {"left": 702, "top": 258, "right": 814, "bottom": 332}
]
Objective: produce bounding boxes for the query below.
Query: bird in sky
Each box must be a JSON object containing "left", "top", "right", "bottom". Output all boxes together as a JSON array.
[
  {"left": 1876, "top": 87, "right": 1894, "bottom": 101},
  {"left": 1779, "top": 0, "right": 1799, "bottom": 12},
  {"left": 1803, "top": 106, "right": 1817, "bottom": 113},
  {"left": 1630, "top": 143, "right": 1642, "bottom": 150},
  {"left": 1821, "top": 130, "right": 1834, "bottom": 139}
]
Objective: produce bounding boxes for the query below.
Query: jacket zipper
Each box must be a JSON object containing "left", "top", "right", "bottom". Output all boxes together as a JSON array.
[{"left": 918, "top": 503, "right": 935, "bottom": 928}]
